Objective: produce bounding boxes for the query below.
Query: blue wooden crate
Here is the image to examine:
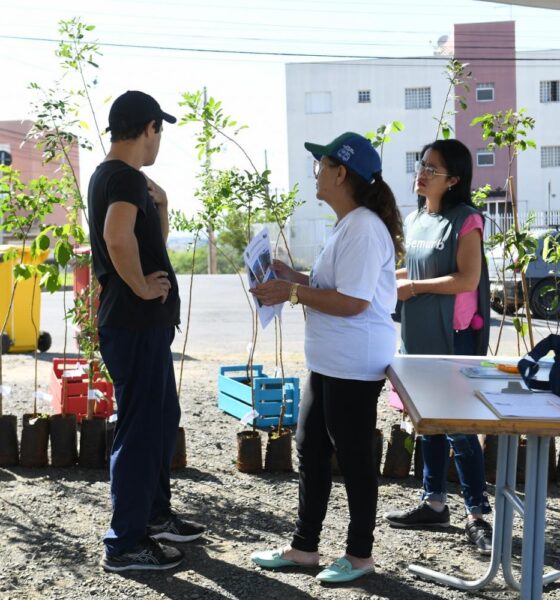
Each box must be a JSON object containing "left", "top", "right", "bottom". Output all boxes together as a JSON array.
[{"left": 218, "top": 364, "right": 300, "bottom": 428}]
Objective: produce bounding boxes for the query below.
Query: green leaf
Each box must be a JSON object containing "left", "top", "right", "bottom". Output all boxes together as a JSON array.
[
  {"left": 13, "top": 264, "right": 32, "bottom": 280},
  {"left": 37, "top": 234, "right": 51, "bottom": 251},
  {"left": 512, "top": 317, "right": 529, "bottom": 337},
  {"left": 404, "top": 436, "right": 415, "bottom": 455},
  {"left": 54, "top": 242, "right": 72, "bottom": 267}
]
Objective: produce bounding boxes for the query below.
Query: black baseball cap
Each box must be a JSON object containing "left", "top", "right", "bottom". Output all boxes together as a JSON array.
[{"left": 106, "top": 90, "right": 177, "bottom": 132}]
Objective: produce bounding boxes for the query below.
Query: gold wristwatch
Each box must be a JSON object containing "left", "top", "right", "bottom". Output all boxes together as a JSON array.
[{"left": 289, "top": 283, "right": 300, "bottom": 306}]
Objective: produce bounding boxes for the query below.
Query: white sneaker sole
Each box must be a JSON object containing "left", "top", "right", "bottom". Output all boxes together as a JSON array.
[
  {"left": 149, "top": 531, "right": 204, "bottom": 543},
  {"left": 101, "top": 557, "right": 183, "bottom": 572},
  {"left": 385, "top": 519, "right": 450, "bottom": 529}
]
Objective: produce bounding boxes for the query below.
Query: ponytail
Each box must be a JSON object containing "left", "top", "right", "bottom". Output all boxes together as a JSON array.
[{"left": 329, "top": 158, "right": 404, "bottom": 261}]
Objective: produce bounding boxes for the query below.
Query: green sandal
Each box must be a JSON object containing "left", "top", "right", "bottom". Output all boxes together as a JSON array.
[
  {"left": 251, "top": 549, "right": 316, "bottom": 569},
  {"left": 316, "top": 557, "right": 374, "bottom": 583}
]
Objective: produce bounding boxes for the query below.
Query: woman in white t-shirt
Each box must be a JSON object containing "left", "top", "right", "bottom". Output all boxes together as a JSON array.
[{"left": 250, "top": 132, "right": 404, "bottom": 583}]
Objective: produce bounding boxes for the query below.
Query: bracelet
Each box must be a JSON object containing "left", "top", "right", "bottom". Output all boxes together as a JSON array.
[{"left": 410, "top": 280, "right": 416, "bottom": 297}]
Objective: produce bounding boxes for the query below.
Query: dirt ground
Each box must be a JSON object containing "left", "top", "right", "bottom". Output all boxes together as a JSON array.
[{"left": 2, "top": 351, "right": 560, "bottom": 600}]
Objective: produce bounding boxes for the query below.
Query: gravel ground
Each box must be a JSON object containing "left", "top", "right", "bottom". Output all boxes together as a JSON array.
[{"left": 2, "top": 351, "right": 560, "bottom": 600}]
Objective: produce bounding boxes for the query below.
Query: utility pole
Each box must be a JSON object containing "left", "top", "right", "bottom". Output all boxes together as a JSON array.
[{"left": 204, "top": 87, "right": 218, "bottom": 274}]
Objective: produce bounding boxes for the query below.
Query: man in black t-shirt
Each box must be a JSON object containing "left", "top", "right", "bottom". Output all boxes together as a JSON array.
[{"left": 89, "top": 91, "right": 204, "bottom": 572}]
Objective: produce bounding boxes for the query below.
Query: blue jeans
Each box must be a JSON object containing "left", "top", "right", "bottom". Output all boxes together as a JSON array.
[{"left": 421, "top": 328, "right": 491, "bottom": 515}]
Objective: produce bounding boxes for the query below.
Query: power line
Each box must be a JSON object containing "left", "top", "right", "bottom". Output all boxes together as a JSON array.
[{"left": 1, "top": 33, "right": 560, "bottom": 63}]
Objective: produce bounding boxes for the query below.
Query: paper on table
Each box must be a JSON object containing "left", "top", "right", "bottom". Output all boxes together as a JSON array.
[
  {"left": 475, "top": 390, "right": 560, "bottom": 420},
  {"left": 461, "top": 367, "right": 521, "bottom": 379}
]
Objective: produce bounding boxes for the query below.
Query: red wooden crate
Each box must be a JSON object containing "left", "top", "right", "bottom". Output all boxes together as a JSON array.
[{"left": 49, "top": 358, "right": 114, "bottom": 423}]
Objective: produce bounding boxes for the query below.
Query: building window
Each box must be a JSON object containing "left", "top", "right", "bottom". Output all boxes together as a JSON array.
[
  {"left": 305, "top": 92, "right": 332, "bottom": 114},
  {"left": 477, "top": 149, "right": 495, "bottom": 167},
  {"left": 358, "top": 90, "right": 371, "bottom": 103},
  {"left": 540, "top": 81, "right": 560, "bottom": 103},
  {"left": 406, "top": 151, "right": 422, "bottom": 173},
  {"left": 476, "top": 83, "right": 495, "bottom": 102},
  {"left": 405, "top": 87, "right": 431, "bottom": 109},
  {"left": 541, "top": 146, "right": 560, "bottom": 168}
]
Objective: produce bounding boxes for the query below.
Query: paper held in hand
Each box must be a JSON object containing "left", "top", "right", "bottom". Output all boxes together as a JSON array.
[
  {"left": 244, "top": 228, "right": 283, "bottom": 329},
  {"left": 476, "top": 389, "right": 560, "bottom": 420}
]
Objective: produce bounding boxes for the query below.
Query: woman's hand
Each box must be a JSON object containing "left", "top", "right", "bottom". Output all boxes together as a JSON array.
[
  {"left": 250, "top": 279, "right": 292, "bottom": 306},
  {"left": 397, "top": 279, "right": 416, "bottom": 301},
  {"left": 271, "top": 259, "right": 296, "bottom": 281}
]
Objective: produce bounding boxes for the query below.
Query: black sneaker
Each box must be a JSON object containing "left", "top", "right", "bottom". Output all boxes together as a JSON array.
[
  {"left": 102, "top": 537, "right": 184, "bottom": 572},
  {"left": 384, "top": 502, "right": 450, "bottom": 528},
  {"left": 148, "top": 513, "right": 205, "bottom": 543},
  {"left": 465, "top": 518, "right": 493, "bottom": 555}
]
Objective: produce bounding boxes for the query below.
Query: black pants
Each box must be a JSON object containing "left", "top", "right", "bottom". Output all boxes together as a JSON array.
[{"left": 291, "top": 371, "right": 384, "bottom": 558}]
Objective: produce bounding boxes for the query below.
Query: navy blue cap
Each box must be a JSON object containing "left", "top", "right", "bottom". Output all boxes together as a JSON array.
[{"left": 304, "top": 132, "right": 381, "bottom": 182}]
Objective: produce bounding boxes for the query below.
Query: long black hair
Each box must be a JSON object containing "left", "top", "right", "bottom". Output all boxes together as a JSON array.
[
  {"left": 327, "top": 156, "right": 405, "bottom": 261},
  {"left": 417, "top": 139, "right": 475, "bottom": 213}
]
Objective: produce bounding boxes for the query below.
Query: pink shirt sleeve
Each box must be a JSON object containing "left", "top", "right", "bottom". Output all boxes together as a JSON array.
[
  {"left": 459, "top": 213, "right": 484, "bottom": 238},
  {"left": 454, "top": 213, "right": 484, "bottom": 330}
]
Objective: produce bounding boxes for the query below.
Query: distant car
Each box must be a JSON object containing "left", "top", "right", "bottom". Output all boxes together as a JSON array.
[{"left": 487, "top": 227, "right": 560, "bottom": 320}]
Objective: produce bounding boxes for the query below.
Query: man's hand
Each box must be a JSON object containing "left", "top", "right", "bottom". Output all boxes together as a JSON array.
[
  {"left": 138, "top": 271, "right": 171, "bottom": 303},
  {"left": 145, "top": 175, "right": 168, "bottom": 208}
]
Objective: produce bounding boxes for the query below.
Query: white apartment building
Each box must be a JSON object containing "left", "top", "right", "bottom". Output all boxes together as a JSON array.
[
  {"left": 285, "top": 25, "right": 560, "bottom": 266},
  {"left": 286, "top": 57, "right": 451, "bottom": 266},
  {"left": 516, "top": 49, "right": 560, "bottom": 216}
]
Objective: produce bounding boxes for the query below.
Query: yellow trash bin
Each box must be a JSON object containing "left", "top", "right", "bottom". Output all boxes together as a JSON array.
[{"left": 0, "top": 245, "right": 51, "bottom": 353}]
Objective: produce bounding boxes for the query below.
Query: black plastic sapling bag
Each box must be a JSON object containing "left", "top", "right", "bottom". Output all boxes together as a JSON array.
[{"left": 517, "top": 335, "right": 560, "bottom": 396}]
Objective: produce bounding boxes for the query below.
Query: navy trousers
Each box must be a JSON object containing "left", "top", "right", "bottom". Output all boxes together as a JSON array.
[{"left": 99, "top": 325, "right": 180, "bottom": 556}]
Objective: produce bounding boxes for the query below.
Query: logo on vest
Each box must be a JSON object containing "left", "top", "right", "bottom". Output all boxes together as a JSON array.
[{"left": 406, "top": 238, "right": 445, "bottom": 251}]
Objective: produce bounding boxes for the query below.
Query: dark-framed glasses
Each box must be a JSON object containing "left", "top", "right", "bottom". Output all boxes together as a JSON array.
[{"left": 414, "top": 160, "right": 448, "bottom": 180}]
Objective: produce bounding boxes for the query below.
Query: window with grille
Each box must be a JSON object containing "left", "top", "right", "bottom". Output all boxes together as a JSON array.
[
  {"left": 358, "top": 90, "right": 371, "bottom": 103},
  {"left": 305, "top": 92, "right": 332, "bottom": 114},
  {"left": 406, "top": 151, "right": 422, "bottom": 173},
  {"left": 476, "top": 83, "right": 495, "bottom": 102},
  {"left": 540, "top": 81, "right": 560, "bottom": 103},
  {"left": 541, "top": 146, "right": 560, "bottom": 168},
  {"left": 477, "top": 149, "right": 495, "bottom": 167},
  {"left": 405, "top": 87, "right": 431, "bottom": 109}
]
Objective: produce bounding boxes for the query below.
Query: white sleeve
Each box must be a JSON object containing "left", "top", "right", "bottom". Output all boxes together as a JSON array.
[{"left": 334, "top": 232, "right": 383, "bottom": 301}]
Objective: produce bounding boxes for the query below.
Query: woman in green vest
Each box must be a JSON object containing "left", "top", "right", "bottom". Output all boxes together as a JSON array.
[{"left": 383, "top": 139, "right": 493, "bottom": 555}]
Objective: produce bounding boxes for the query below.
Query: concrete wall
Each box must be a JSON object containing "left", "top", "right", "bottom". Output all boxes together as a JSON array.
[
  {"left": 0, "top": 120, "right": 81, "bottom": 233},
  {"left": 516, "top": 50, "right": 560, "bottom": 214},
  {"left": 454, "top": 21, "right": 517, "bottom": 198}
]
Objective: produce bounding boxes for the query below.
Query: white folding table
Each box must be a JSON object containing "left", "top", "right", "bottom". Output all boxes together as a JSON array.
[{"left": 387, "top": 355, "right": 560, "bottom": 600}]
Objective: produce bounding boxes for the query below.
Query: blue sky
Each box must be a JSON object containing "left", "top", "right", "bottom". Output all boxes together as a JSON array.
[{"left": 2, "top": 0, "right": 560, "bottom": 213}]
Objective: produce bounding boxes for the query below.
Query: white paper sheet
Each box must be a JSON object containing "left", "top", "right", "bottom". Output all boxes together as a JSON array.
[
  {"left": 476, "top": 390, "right": 560, "bottom": 420},
  {"left": 244, "top": 228, "right": 283, "bottom": 329}
]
